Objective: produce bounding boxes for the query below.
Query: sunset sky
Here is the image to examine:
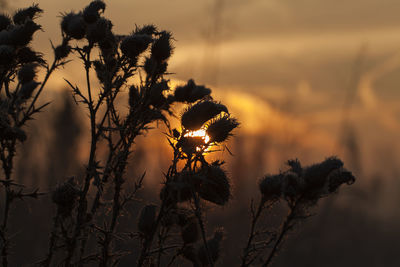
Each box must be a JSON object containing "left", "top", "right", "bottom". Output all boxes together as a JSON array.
[{"left": 5, "top": 0, "right": 400, "bottom": 176}]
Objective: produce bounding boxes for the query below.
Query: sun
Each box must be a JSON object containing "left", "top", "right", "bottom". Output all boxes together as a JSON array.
[{"left": 184, "top": 129, "right": 210, "bottom": 144}]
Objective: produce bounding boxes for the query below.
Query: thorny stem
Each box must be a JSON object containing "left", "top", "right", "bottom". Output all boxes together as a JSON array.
[
  {"left": 241, "top": 197, "right": 267, "bottom": 267},
  {"left": 263, "top": 201, "right": 299, "bottom": 267}
]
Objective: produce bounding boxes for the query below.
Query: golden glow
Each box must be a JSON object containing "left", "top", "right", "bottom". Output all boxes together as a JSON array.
[{"left": 184, "top": 129, "right": 210, "bottom": 144}]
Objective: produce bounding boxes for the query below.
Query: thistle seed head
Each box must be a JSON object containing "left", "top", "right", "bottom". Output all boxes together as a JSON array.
[
  {"left": 138, "top": 204, "right": 158, "bottom": 237},
  {"left": 151, "top": 31, "right": 173, "bottom": 62},
  {"left": 13, "top": 4, "right": 43, "bottom": 25},
  {"left": 198, "top": 165, "right": 231, "bottom": 205},
  {"left": 86, "top": 17, "right": 112, "bottom": 44},
  {"left": 61, "top": 12, "right": 86, "bottom": 40},
  {"left": 282, "top": 171, "right": 305, "bottom": 200},
  {"left": 9, "top": 20, "right": 41, "bottom": 47},
  {"left": 0, "top": 14, "right": 12, "bottom": 31},
  {"left": 181, "top": 100, "right": 228, "bottom": 131},
  {"left": 19, "top": 80, "right": 40, "bottom": 99},
  {"left": 120, "top": 33, "right": 152, "bottom": 61},
  {"left": 174, "top": 79, "right": 212, "bottom": 103},
  {"left": 303, "top": 157, "right": 343, "bottom": 191},
  {"left": 206, "top": 115, "right": 239, "bottom": 143},
  {"left": 147, "top": 80, "right": 169, "bottom": 108},
  {"left": 17, "top": 46, "right": 45, "bottom": 65},
  {"left": 83, "top": 0, "right": 106, "bottom": 24},
  {"left": 143, "top": 56, "right": 168, "bottom": 77},
  {"left": 52, "top": 177, "right": 80, "bottom": 216},
  {"left": 135, "top": 24, "right": 157, "bottom": 36},
  {"left": 328, "top": 168, "right": 355, "bottom": 193},
  {"left": 259, "top": 174, "right": 283, "bottom": 200},
  {"left": 18, "top": 63, "right": 37, "bottom": 84}
]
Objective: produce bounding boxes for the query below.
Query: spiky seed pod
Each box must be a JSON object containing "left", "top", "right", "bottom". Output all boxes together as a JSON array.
[
  {"left": 181, "top": 100, "right": 228, "bottom": 131},
  {"left": 259, "top": 174, "right": 283, "bottom": 200},
  {"left": 177, "top": 136, "right": 206, "bottom": 155},
  {"left": 83, "top": 0, "right": 106, "bottom": 24},
  {"left": 198, "top": 228, "right": 224, "bottom": 266},
  {"left": 303, "top": 157, "right": 344, "bottom": 191},
  {"left": 0, "top": 14, "right": 12, "bottom": 31},
  {"left": 151, "top": 31, "right": 173, "bottom": 62},
  {"left": 0, "top": 45, "right": 15, "bottom": 65},
  {"left": 19, "top": 81, "right": 40, "bottom": 99},
  {"left": 198, "top": 165, "right": 230, "bottom": 205},
  {"left": 181, "top": 217, "right": 200, "bottom": 244},
  {"left": 86, "top": 17, "right": 112, "bottom": 44},
  {"left": 138, "top": 204, "right": 157, "bottom": 237},
  {"left": 13, "top": 4, "right": 43, "bottom": 25},
  {"left": 174, "top": 79, "right": 212, "bottom": 103},
  {"left": 282, "top": 171, "right": 305, "bottom": 200},
  {"left": 61, "top": 12, "right": 86, "bottom": 40},
  {"left": 9, "top": 20, "right": 41, "bottom": 47},
  {"left": 18, "top": 63, "right": 36, "bottom": 84},
  {"left": 52, "top": 177, "right": 80, "bottom": 216},
  {"left": 206, "top": 115, "right": 239, "bottom": 143},
  {"left": 135, "top": 24, "right": 157, "bottom": 35},
  {"left": 17, "top": 47, "right": 45, "bottom": 65},
  {"left": 328, "top": 168, "right": 355, "bottom": 193},
  {"left": 120, "top": 34, "right": 152, "bottom": 61}
]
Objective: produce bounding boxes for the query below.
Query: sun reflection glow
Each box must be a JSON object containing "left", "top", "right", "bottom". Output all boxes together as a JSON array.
[{"left": 184, "top": 129, "right": 210, "bottom": 144}]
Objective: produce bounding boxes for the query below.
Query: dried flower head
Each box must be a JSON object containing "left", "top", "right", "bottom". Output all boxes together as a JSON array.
[
  {"left": 151, "top": 31, "right": 173, "bottom": 62},
  {"left": 54, "top": 40, "right": 71, "bottom": 61},
  {"left": 13, "top": 4, "right": 43, "bottom": 25},
  {"left": 83, "top": 0, "right": 106, "bottom": 24},
  {"left": 282, "top": 171, "right": 305, "bottom": 200},
  {"left": 52, "top": 177, "right": 80, "bottom": 216},
  {"left": 328, "top": 168, "right": 355, "bottom": 193},
  {"left": 18, "top": 63, "right": 37, "bottom": 84},
  {"left": 174, "top": 79, "right": 212, "bottom": 103},
  {"left": 86, "top": 17, "right": 112, "bottom": 44},
  {"left": 181, "top": 100, "right": 228, "bottom": 131},
  {"left": 9, "top": 20, "right": 41, "bottom": 47},
  {"left": 206, "top": 115, "right": 239, "bottom": 143},
  {"left": 303, "top": 157, "right": 343, "bottom": 191},
  {"left": 16, "top": 46, "right": 45, "bottom": 64},
  {"left": 138, "top": 204, "right": 158, "bottom": 237},
  {"left": 18, "top": 80, "right": 40, "bottom": 99},
  {"left": 259, "top": 174, "right": 283, "bottom": 200},
  {"left": 198, "top": 165, "right": 231, "bottom": 205},
  {"left": 120, "top": 33, "right": 152, "bottom": 61},
  {"left": 61, "top": 12, "right": 86, "bottom": 39}
]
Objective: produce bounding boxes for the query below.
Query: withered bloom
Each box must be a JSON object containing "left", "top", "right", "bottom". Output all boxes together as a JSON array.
[
  {"left": 174, "top": 79, "right": 211, "bottom": 103},
  {"left": 181, "top": 100, "right": 228, "bottom": 130},
  {"left": 206, "top": 115, "right": 239, "bottom": 143}
]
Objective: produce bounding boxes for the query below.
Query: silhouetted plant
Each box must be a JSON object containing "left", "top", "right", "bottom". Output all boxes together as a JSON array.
[{"left": 0, "top": 1, "right": 356, "bottom": 267}]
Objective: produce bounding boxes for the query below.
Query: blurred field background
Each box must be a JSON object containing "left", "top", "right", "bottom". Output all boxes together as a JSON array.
[{"left": 3, "top": 0, "right": 400, "bottom": 266}]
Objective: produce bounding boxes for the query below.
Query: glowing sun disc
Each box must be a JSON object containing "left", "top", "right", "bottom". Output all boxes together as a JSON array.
[{"left": 184, "top": 129, "right": 210, "bottom": 144}]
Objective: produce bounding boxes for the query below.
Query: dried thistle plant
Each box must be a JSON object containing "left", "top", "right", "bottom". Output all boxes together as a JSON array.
[{"left": 0, "top": 1, "right": 357, "bottom": 267}]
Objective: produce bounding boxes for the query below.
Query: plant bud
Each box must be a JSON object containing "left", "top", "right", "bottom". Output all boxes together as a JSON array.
[
  {"left": 18, "top": 63, "right": 37, "bottom": 84},
  {"left": 174, "top": 79, "right": 212, "bottom": 103},
  {"left": 259, "top": 174, "right": 282, "bottom": 200},
  {"left": 54, "top": 40, "right": 71, "bottom": 61},
  {"left": 143, "top": 56, "right": 168, "bottom": 77},
  {"left": 151, "top": 31, "right": 173, "bottom": 62},
  {"left": 206, "top": 115, "right": 239, "bottom": 143},
  {"left": 13, "top": 4, "right": 43, "bottom": 25},
  {"left": 61, "top": 12, "right": 86, "bottom": 40},
  {"left": 181, "top": 100, "right": 228, "bottom": 131},
  {"left": 137, "top": 204, "right": 157, "bottom": 237}
]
